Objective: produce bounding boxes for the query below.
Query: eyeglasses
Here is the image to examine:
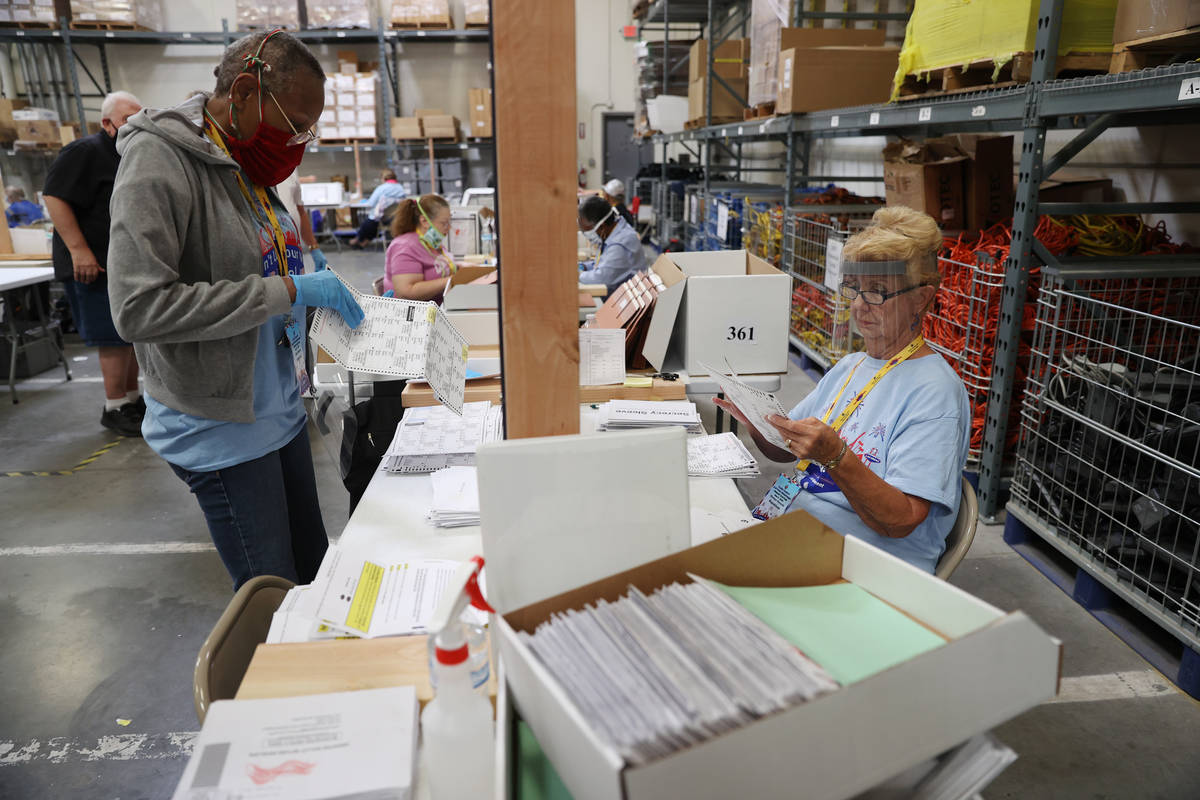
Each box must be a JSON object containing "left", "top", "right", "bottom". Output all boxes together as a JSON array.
[
  {"left": 839, "top": 282, "right": 926, "bottom": 306},
  {"left": 267, "top": 89, "right": 320, "bottom": 146}
]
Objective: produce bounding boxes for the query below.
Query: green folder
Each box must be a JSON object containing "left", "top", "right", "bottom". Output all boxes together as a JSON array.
[{"left": 714, "top": 582, "right": 946, "bottom": 685}]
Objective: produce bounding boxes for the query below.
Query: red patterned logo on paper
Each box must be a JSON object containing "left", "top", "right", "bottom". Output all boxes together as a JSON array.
[{"left": 246, "top": 760, "right": 316, "bottom": 785}]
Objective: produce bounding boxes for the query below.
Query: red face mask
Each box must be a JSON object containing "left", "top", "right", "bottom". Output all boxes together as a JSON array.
[{"left": 224, "top": 88, "right": 307, "bottom": 187}]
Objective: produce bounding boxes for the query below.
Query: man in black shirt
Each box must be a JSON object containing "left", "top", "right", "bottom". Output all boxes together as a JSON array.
[{"left": 44, "top": 91, "right": 143, "bottom": 437}]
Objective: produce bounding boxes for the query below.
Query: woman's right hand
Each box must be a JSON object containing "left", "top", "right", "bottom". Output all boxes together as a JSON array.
[
  {"left": 712, "top": 396, "right": 751, "bottom": 429},
  {"left": 291, "top": 271, "right": 365, "bottom": 328}
]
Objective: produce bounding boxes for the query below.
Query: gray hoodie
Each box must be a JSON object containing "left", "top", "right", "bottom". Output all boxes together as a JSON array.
[{"left": 108, "top": 93, "right": 294, "bottom": 423}]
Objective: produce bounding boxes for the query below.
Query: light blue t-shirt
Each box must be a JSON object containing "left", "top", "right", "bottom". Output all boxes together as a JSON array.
[
  {"left": 785, "top": 351, "right": 970, "bottom": 573},
  {"left": 578, "top": 216, "right": 647, "bottom": 296},
  {"left": 365, "top": 180, "right": 408, "bottom": 219},
  {"left": 142, "top": 193, "right": 307, "bottom": 472}
]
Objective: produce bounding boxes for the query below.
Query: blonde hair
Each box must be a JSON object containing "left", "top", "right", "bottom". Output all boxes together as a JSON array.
[{"left": 842, "top": 206, "right": 943, "bottom": 290}]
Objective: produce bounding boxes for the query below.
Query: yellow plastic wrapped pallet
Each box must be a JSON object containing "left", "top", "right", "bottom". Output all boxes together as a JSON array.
[{"left": 892, "top": 0, "right": 1119, "bottom": 100}]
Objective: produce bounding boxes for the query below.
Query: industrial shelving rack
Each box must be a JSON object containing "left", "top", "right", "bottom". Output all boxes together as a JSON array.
[
  {"left": 643, "top": 0, "right": 1200, "bottom": 697},
  {"left": 0, "top": 18, "right": 492, "bottom": 165}
]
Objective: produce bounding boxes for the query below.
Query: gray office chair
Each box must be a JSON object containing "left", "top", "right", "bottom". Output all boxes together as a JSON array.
[
  {"left": 193, "top": 574, "right": 295, "bottom": 723},
  {"left": 935, "top": 477, "right": 978, "bottom": 580}
]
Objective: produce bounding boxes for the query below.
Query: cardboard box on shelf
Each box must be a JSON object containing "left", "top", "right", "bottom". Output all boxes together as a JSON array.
[
  {"left": 414, "top": 108, "right": 443, "bottom": 120},
  {"left": 234, "top": 0, "right": 299, "bottom": 30},
  {"left": 389, "top": 0, "right": 450, "bottom": 28},
  {"left": 355, "top": 124, "right": 375, "bottom": 139},
  {"left": 468, "top": 88, "right": 492, "bottom": 138},
  {"left": 688, "top": 37, "right": 749, "bottom": 83},
  {"left": 1039, "top": 177, "right": 1115, "bottom": 203},
  {"left": 355, "top": 90, "right": 375, "bottom": 108},
  {"left": 1113, "top": 0, "right": 1200, "bottom": 42},
  {"left": 0, "top": 98, "right": 31, "bottom": 143},
  {"left": 942, "top": 134, "right": 1015, "bottom": 231},
  {"left": 642, "top": 249, "right": 791, "bottom": 376},
  {"left": 422, "top": 114, "right": 459, "bottom": 139},
  {"left": 356, "top": 108, "right": 376, "bottom": 124},
  {"left": 776, "top": 45, "right": 899, "bottom": 114},
  {"left": 355, "top": 73, "right": 376, "bottom": 92},
  {"left": 14, "top": 120, "right": 61, "bottom": 144},
  {"left": 391, "top": 117, "right": 424, "bottom": 139},
  {"left": 687, "top": 75, "right": 748, "bottom": 123},
  {"left": 882, "top": 139, "right": 968, "bottom": 230},
  {"left": 750, "top": 23, "right": 886, "bottom": 108},
  {"left": 333, "top": 73, "right": 355, "bottom": 92},
  {"left": 464, "top": 0, "right": 487, "bottom": 27},
  {"left": 494, "top": 509, "right": 1061, "bottom": 800}
]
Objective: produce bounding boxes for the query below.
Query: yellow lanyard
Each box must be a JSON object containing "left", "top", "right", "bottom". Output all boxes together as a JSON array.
[
  {"left": 203, "top": 118, "right": 292, "bottom": 277},
  {"left": 797, "top": 334, "right": 925, "bottom": 471}
]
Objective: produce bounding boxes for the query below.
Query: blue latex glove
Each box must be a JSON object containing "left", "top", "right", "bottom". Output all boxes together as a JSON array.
[
  {"left": 310, "top": 247, "right": 328, "bottom": 272},
  {"left": 383, "top": 289, "right": 394, "bottom": 298},
  {"left": 292, "top": 271, "right": 365, "bottom": 328}
]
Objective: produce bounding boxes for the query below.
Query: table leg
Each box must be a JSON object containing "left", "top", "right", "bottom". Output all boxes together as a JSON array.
[
  {"left": 715, "top": 391, "right": 725, "bottom": 433},
  {"left": 3, "top": 290, "right": 19, "bottom": 404},
  {"left": 30, "top": 283, "right": 71, "bottom": 382},
  {"left": 348, "top": 369, "right": 356, "bottom": 407}
]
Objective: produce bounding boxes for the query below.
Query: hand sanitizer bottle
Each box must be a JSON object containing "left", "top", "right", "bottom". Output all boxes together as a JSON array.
[{"left": 422, "top": 556, "right": 495, "bottom": 799}]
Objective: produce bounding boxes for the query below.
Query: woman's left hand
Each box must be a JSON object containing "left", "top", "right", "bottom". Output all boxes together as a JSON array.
[{"left": 766, "top": 414, "right": 844, "bottom": 463}]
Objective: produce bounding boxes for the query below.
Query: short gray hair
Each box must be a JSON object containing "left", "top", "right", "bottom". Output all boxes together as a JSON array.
[
  {"left": 101, "top": 91, "right": 141, "bottom": 120},
  {"left": 213, "top": 31, "right": 325, "bottom": 96},
  {"left": 6, "top": 185, "right": 25, "bottom": 200}
]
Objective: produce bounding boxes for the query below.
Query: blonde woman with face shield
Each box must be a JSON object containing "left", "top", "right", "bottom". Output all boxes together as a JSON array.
[
  {"left": 577, "top": 194, "right": 646, "bottom": 297},
  {"left": 715, "top": 206, "right": 970, "bottom": 573}
]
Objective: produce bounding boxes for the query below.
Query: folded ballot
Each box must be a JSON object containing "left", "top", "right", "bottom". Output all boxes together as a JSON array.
[
  {"left": 427, "top": 466, "right": 480, "bottom": 528},
  {"left": 382, "top": 401, "right": 503, "bottom": 473},
  {"left": 597, "top": 399, "right": 702, "bottom": 433},
  {"left": 687, "top": 432, "right": 760, "bottom": 478}
]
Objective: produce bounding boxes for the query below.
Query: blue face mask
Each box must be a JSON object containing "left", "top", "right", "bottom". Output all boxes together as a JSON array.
[{"left": 418, "top": 203, "right": 445, "bottom": 250}]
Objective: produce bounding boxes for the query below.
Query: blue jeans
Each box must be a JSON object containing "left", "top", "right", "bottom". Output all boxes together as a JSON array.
[{"left": 169, "top": 427, "right": 328, "bottom": 590}]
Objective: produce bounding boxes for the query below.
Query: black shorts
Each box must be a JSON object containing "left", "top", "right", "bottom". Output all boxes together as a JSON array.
[{"left": 60, "top": 278, "right": 129, "bottom": 347}]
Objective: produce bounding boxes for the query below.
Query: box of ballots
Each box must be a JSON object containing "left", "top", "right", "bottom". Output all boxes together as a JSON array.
[
  {"left": 171, "top": 688, "right": 417, "bottom": 800},
  {"left": 642, "top": 249, "right": 791, "bottom": 376},
  {"left": 687, "top": 432, "right": 759, "bottom": 477},
  {"left": 381, "top": 400, "right": 503, "bottom": 473},
  {"left": 442, "top": 265, "right": 497, "bottom": 310},
  {"left": 309, "top": 270, "right": 468, "bottom": 414},
  {"left": 586, "top": 268, "right": 667, "bottom": 368},
  {"left": 495, "top": 509, "right": 1061, "bottom": 800}
]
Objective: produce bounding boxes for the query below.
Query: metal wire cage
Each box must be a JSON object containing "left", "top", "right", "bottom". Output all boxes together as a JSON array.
[{"left": 1010, "top": 267, "right": 1200, "bottom": 645}]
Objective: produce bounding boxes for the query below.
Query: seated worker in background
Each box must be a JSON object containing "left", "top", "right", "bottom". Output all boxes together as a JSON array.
[
  {"left": 383, "top": 194, "right": 455, "bottom": 302},
  {"left": 715, "top": 206, "right": 969, "bottom": 574},
  {"left": 348, "top": 168, "right": 408, "bottom": 248},
  {"left": 602, "top": 178, "right": 636, "bottom": 227},
  {"left": 276, "top": 169, "right": 327, "bottom": 272},
  {"left": 577, "top": 194, "right": 646, "bottom": 297},
  {"left": 5, "top": 186, "right": 43, "bottom": 227}
]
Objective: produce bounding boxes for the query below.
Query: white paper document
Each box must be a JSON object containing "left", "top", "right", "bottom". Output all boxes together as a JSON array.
[
  {"left": 312, "top": 548, "right": 486, "bottom": 638},
  {"left": 427, "top": 466, "right": 480, "bottom": 528},
  {"left": 309, "top": 270, "right": 468, "bottom": 414},
  {"left": 597, "top": 399, "right": 702, "bottom": 432},
  {"left": 579, "top": 328, "right": 626, "bottom": 386},
  {"left": 171, "top": 687, "right": 418, "bottom": 800},
  {"left": 699, "top": 360, "right": 790, "bottom": 450},
  {"left": 382, "top": 401, "right": 503, "bottom": 473},
  {"left": 687, "top": 432, "right": 760, "bottom": 477}
]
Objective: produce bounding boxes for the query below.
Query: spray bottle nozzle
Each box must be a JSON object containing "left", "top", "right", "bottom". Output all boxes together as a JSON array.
[{"left": 431, "top": 556, "right": 494, "bottom": 662}]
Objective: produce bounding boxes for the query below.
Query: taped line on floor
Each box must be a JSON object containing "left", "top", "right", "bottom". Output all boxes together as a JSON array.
[
  {"left": 0, "top": 732, "right": 197, "bottom": 766},
  {"left": 2, "top": 439, "right": 122, "bottom": 477},
  {"left": 0, "top": 541, "right": 216, "bottom": 557}
]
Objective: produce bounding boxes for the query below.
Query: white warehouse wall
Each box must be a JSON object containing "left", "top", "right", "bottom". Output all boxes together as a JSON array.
[{"left": 575, "top": 0, "right": 638, "bottom": 191}]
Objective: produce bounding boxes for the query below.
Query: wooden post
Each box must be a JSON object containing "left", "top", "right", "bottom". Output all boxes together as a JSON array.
[{"left": 492, "top": 0, "right": 580, "bottom": 438}]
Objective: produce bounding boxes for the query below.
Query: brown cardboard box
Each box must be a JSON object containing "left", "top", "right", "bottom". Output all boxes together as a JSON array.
[
  {"left": 422, "top": 114, "right": 459, "bottom": 139},
  {"left": 883, "top": 139, "right": 967, "bottom": 230},
  {"left": 1039, "top": 177, "right": 1115, "bottom": 203},
  {"left": 14, "top": 120, "right": 60, "bottom": 144},
  {"left": 776, "top": 46, "right": 898, "bottom": 113},
  {"left": 940, "top": 134, "right": 1015, "bottom": 231},
  {"left": 687, "top": 75, "right": 748, "bottom": 123},
  {"left": 415, "top": 108, "right": 443, "bottom": 120},
  {"left": 1113, "top": 0, "right": 1200, "bottom": 43},
  {"left": 688, "top": 37, "right": 749, "bottom": 83},
  {"left": 0, "top": 98, "right": 30, "bottom": 143},
  {"left": 58, "top": 124, "right": 77, "bottom": 147},
  {"left": 468, "top": 88, "right": 492, "bottom": 138},
  {"left": 391, "top": 117, "right": 424, "bottom": 139},
  {"left": 780, "top": 26, "right": 886, "bottom": 51}
]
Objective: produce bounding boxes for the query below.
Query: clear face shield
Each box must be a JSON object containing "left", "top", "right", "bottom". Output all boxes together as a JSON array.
[{"left": 837, "top": 259, "right": 931, "bottom": 357}]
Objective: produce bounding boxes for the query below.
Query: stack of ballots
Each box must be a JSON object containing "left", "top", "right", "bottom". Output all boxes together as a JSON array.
[
  {"left": 427, "top": 466, "right": 480, "bottom": 528},
  {"left": 596, "top": 399, "right": 703, "bottom": 433},
  {"left": 517, "top": 574, "right": 837, "bottom": 766},
  {"left": 382, "top": 401, "right": 502, "bottom": 473},
  {"left": 687, "top": 432, "right": 760, "bottom": 478}
]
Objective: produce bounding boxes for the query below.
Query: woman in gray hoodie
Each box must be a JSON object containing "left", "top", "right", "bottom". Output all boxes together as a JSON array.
[{"left": 108, "top": 31, "right": 364, "bottom": 590}]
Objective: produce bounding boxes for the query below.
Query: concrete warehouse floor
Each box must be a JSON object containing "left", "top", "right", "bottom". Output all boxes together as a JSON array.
[{"left": 1, "top": 249, "right": 1198, "bottom": 799}]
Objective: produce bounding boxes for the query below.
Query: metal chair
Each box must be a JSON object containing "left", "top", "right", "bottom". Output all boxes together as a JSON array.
[
  {"left": 935, "top": 477, "right": 978, "bottom": 580},
  {"left": 193, "top": 574, "right": 295, "bottom": 723}
]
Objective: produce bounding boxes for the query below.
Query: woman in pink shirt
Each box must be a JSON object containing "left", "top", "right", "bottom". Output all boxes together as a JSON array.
[{"left": 383, "top": 194, "right": 455, "bottom": 301}]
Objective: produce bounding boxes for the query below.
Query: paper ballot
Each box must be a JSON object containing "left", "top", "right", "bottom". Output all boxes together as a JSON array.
[
  {"left": 687, "top": 432, "right": 760, "bottom": 477},
  {"left": 699, "top": 360, "right": 790, "bottom": 450},
  {"left": 309, "top": 271, "right": 469, "bottom": 414},
  {"left": 171, "top": 687, "right": 417, "bottom": 800},
  {"left": 579, "top": 328, "right": 626, "bottom": 386},
  {"left": 312, "top": 548, "right": 487, "bottom": 638}
]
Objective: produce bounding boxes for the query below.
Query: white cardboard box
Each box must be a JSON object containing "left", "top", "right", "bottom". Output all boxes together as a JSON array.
[
  {"left": 496, "top": 513, "right": 1061, "bottom": 800},
  {"left": 442, "top": 266, "right": 497, "bottom": 311},
  {"left": 642, "top": 249, "right": 791, "bottom": 376},
  {"left": 443, "top": 309, "right": 498, "bottom": 346}
]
